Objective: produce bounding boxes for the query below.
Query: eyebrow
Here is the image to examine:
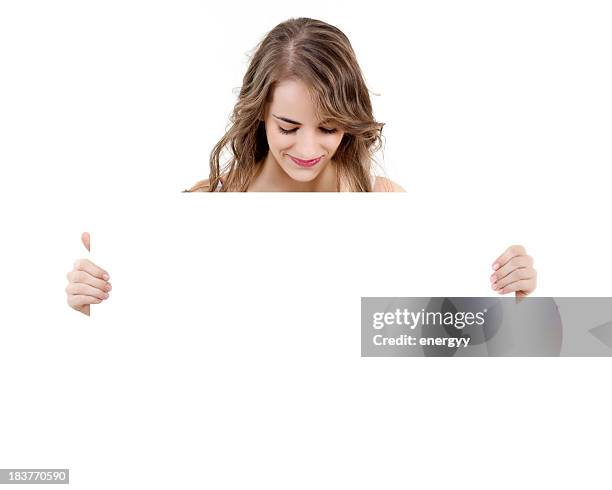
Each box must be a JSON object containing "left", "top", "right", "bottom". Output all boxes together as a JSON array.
[{"left": 272, "top": 114, "right": 330, "bottom": 126}]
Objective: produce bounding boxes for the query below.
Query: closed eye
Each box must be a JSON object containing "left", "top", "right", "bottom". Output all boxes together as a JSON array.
[{"left": 278, "top": 126, "right": 337, "bottom": 135}]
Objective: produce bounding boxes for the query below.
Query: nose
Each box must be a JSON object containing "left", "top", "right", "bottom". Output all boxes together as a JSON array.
[{"left": 292, "top": 129, "right": 324, "bottom": 160}]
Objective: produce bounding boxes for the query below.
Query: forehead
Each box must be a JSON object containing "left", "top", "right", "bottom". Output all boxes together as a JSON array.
[{"left": 269, "top": 79, "right": 322, "bottom": 123}]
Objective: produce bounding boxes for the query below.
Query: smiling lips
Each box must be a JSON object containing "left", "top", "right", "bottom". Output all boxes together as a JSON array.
[{"left": 289, "top": 155, "right": 323, "bottom": 168}]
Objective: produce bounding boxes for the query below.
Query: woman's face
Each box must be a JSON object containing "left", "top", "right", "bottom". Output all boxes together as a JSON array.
[{"left": 263, "top": 79, "right": 345, "bottom": 182}]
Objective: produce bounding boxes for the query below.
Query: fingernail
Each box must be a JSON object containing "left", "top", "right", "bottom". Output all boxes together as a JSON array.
[
  {"left": 490, "top": 274, "right": 496, "bottom": 282},
  {"left": 107, "top": 283, "right": 112, "bottom": 291},
  {"left": 492, "top": 263, "right": 500, "bottom": 270},
  {"left": 103, "top": 273, "right": 110, "bottom": 280},
  {"left": 491, "top": 283, "right": 497, "bottom": 290},
  {"left": 103, "top": 293, "right": 109, "bottom": 299}
]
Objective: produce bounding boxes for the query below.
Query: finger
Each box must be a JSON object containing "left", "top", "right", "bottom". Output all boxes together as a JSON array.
[
  {"left": 68, "top": 295, "right": 103, "bottom": 308},
  {"left": 490, "top": 255, "right": 533, "bottom": 283},
  {"left": 81, "top": 232, "right": 91, "bottom": 252},
  {"left": 73, "top": 258, "right": 110, "bottom": 281},
  {"left": 497, "top": 279, "right": 536, "bottom": 295},
  {"left": 492, "top": 244, "right": 526, "bottom": 271},
  {"left": 492, "top": 268, "right": 534, "bottom": 291},
  {"left": 66, "top": 270, "right": 111, "bottom": 292},
  {"left": 66, "top": 282, "right": 110, "bottom": 301}
]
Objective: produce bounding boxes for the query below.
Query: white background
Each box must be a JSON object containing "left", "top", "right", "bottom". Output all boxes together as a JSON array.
[{"left": 1, "top": 0, "right": 611, "bottom": 488}]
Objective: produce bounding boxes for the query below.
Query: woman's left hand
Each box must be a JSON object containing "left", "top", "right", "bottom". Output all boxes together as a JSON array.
[{"left": 490, "top": 244, "right": 537, "bottom": 297}]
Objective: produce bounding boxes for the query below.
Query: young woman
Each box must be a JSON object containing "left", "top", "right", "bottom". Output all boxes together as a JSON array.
[
  {"left": 65, "top": 18, "right": 538, "bottom": 314},
  {"left": 183, "top": 17, "right": 403, "bottom": 192}
]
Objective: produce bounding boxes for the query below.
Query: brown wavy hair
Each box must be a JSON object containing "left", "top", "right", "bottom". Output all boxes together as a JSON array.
[{"left": 184, "top": 17, "right": 386, "bottom": 192}]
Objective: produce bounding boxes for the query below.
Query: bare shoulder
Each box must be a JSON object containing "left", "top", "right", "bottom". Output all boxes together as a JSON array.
[
  {"left": 183, "top": 178, "right": 211, "bottom": 192},
  {"left": 373, "top": 176, "right": 405, "bottom": 192}
]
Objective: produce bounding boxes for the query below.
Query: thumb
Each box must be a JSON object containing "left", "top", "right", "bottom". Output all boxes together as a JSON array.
[
  {"left": 515, "top": 289, "right": 528, "bottom": 304},
  {"left": 81, "top": 232, "right": 90, "bottom": 252}
]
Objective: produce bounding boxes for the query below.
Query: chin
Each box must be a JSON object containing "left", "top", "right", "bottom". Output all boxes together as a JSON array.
[{"left": 282, "top": 167, "right": 320, "bottom": 183}]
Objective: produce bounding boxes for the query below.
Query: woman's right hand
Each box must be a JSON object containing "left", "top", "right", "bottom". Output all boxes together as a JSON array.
[{"left": 65, "top": 232, "right": 111, "bottom": 316}]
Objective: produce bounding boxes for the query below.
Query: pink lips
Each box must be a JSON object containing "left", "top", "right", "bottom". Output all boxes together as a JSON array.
[{"left": 289, "top": 155, "right": 322, "bottom": 168}]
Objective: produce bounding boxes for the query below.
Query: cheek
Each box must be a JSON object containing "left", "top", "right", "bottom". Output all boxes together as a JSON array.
[
  {"left": 329, "top": 133, "right": 344, "bottom": 150},
  {"left": 266, "top": 130, "right": 289, "bottom": 152}
]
